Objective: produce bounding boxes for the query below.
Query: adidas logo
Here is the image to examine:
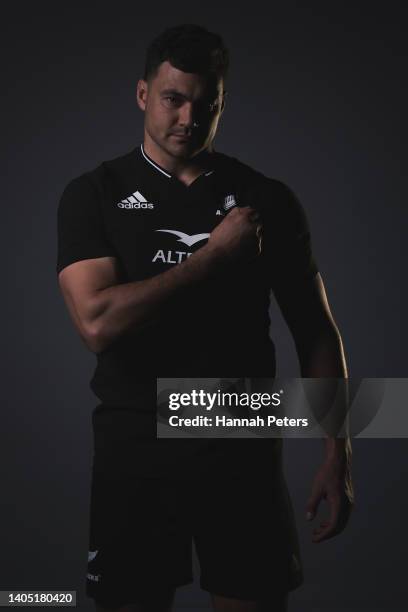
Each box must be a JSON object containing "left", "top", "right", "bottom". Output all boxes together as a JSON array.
[{"left": 117, "top": 190, "right": 154, "bottom": 209}]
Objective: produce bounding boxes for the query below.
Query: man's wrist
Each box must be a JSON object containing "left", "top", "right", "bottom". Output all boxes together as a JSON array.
[
  {"left": 199, "top": 242, "right": 230, "bottom": 272},
  {"left": 323, "top": 436, "right": 349, "bottom": 461}
]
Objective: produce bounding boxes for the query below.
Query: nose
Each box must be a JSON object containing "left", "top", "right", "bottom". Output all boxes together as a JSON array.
[{"left": 178, "top": 101, "right": 195, "bottom": 128}]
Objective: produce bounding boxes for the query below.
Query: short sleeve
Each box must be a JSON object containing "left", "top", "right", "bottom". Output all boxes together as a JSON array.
[
  {"left": 56, "top": 173, "right": 116, "bottom": 275},
  {"left": 260, "top": 179, "right": 318, "bottom": 289}
]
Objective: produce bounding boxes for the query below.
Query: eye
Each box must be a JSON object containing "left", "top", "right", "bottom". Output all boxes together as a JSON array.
[{"left": 162, "top": 95, "right": 183, "bottom": 108}]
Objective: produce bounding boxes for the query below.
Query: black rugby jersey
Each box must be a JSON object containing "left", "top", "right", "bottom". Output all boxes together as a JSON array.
[
  {"left": 57, "top": 145, "right": 318, "bottom": 407},
  {"left": 57, "top": 145, "right": 318, "bottom": 478}
]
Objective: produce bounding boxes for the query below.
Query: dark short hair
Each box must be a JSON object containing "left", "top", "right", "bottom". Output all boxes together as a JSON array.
[{"left": 143, "top": 24, "right": 229, "bottom": 84}]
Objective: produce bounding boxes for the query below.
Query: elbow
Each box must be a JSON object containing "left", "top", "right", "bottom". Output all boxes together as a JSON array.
[
  {"left": 305, "top": 316, "right": 343, "bottom": 347},
  {"left": 83, "top": 320, "right": 107, "bottom": 354}
]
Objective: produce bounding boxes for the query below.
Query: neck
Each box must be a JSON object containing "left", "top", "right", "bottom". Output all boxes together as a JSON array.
[{"left": 143, "top": 134, "right": 213, "bottom": 184}]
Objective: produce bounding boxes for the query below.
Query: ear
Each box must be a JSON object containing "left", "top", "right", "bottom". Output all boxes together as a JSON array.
[{"left": 136, "top": 79, "right": 148, "bottom": 111}]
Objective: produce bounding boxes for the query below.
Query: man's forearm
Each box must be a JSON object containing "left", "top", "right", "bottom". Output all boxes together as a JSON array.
[
  {"left": 298, "top": 322, "right": 347, "bottom": 378},
  {"left": 87, "top": 244, "right": 223, "bottom": 353},
  {"left": 298, "top": 323, "right": 351, "bottom": 456}
]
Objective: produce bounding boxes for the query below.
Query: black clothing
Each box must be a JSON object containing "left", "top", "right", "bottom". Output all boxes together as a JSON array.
[
  {"left": 57, "top": 146, "right": 316, "bottom": 598},
  {"left": 86, "top": 468, "right": 302, "bottom": 605},
  {"left": 56, "top": 145, "right": 317, "bottom": 407}
]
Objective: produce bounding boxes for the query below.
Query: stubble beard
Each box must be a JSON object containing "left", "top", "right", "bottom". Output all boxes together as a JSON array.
[{"left": 147, "top": 126, "right": 193, "bottom": 161}]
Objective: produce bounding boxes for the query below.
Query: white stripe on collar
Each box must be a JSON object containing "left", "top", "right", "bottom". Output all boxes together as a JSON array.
[
  {"left": 140, "top": 143, "right": 215, "bottom": 179},
  {"left": 140, "top": 144, "right": 172, "bottom": 178}
]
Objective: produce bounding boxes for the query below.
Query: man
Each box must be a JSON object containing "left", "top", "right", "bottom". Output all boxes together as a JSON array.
[{"left": 56, "top": 24, "right": 353, "bottom": 612}]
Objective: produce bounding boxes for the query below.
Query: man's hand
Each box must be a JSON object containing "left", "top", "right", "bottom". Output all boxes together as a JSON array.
[
  {"left": 306, "top": 443, "right": 354, "bottom": 543},
  {"left": 207, "top": 206, "right": 262, "bottom": 264}
]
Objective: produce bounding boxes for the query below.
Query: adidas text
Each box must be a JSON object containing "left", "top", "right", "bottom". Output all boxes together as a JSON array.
[
  {"left": 118, "top": 202, "right": 154, "bottom": 209},
  {"left": 117, "top": 190, "right": 154, "bottom": 209}
]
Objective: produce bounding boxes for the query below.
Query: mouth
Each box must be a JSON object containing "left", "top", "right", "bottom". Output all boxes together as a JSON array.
[{"left": 170, "top": 133, "right": 192, "bottom": 142}]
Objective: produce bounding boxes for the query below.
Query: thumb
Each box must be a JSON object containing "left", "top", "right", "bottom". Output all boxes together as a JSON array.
[{"left": 306, "top": 491, "right": 322, "bottom": 521}]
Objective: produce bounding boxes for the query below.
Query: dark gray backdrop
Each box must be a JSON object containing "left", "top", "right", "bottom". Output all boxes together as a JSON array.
[{"left": 2, "top": 1, "right": 407, "bottom": 610}]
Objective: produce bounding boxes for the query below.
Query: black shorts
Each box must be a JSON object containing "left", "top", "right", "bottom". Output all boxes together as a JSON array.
[{"left": 85, "top": 465, "right": 303, "bottom": 608}]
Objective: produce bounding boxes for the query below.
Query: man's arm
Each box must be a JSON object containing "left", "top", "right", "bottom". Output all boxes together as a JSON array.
[
  {"left": 58, "top": 244, "right": 222, "bottom": 353},
  {"left": 58, "top": 206, "right": 261, "bottom": 354},
  {"left": 273, "top": 272, "right": 354, "bottom": 543},
  {"left": 274, "top": 272, "right": 347, "bottom": 377}
]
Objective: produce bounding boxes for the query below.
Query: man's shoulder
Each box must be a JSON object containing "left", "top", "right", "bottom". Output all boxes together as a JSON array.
[
  {"left": 62, "top": 147, "right": 139, "bottom": 194},
  {"left": 213, "top": 151, "right": 289, "bottom": 191},
  {"left": 99, "top": 146, "right": 140, "bottom": 175},
  {"left": 213, "top": 151, "right": 297, "bottom": 208},
  {"left": 213, "top": 150, "right": 259, "bottom": 178}
]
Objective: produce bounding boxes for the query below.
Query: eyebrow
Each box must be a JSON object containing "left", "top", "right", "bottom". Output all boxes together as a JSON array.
[
  {"left": 160, "top": 89, "right": 218, "bottom": 102},
  {"left": 160, "top": 89, "right": 189, "bottom": 99}
]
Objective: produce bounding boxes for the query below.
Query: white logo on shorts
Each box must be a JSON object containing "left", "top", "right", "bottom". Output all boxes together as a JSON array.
[{"left": 88, "top": 550, "right": 98, "bottom": 562}]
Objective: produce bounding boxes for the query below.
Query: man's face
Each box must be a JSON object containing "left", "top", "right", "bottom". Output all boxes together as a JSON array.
[{"left": 137, "top": 60, "right": 225, "bottom": 160}]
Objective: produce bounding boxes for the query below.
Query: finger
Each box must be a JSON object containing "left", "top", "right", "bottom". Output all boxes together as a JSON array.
[
  {"left": 241, "top": 206, "right": 260, "bottom": 220},
  {"left": 306, "top": 490, "right": 323, "bottom": 521},
  {"left": 312, "top": 497, "right": 341, "bottom": 543},
  {"left": 226, "top": 205, "right": 241, "bottom": 216},
  {"left": 312, "top": 521, "right": 337, "bottom": 543},
  {"left": 313, "top": 496, "right": 354, "bottom": 543},
  {"left": 312, "top": 521, "right": 330, "bottom": 535}
]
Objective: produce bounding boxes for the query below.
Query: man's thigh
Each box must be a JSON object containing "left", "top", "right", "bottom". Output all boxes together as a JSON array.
[
  {"left": 191, "top": 475, "right": 302, "bottom": 603},
  {"left": 86, "top": 471, "right": 193, "bottom": 609}
]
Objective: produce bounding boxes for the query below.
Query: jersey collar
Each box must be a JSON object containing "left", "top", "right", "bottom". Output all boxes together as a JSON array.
[{"left": 139, "top": 143, "right": 215, "bottom": 180}]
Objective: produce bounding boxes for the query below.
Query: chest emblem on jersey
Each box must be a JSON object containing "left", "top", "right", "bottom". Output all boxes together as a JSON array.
[
  {"left": 156, "top": 229, "right": 210, "bottom": 247},
  {"left": 117, "top": 190, "right": 154, "bottom": 209},
  {"left": 223, "top": 194, "right": 237, "bottom": 211},
  {"left": 216, "top": 194, "right": 237, "bottom": 216}
]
